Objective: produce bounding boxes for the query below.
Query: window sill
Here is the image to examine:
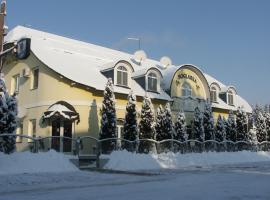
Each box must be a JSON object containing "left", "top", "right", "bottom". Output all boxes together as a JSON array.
[
  {"left": 115, "top": 84, "right": 130, "bottom": 89},
  {"left": 146, "top": 89, "right": 160, "bottom": 94}
]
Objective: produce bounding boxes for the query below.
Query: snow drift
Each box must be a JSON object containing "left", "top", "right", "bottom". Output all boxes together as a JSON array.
[
  {"left": 103, "top": 150, "right": 270, "bottom": 171},
  {"left": 0, "top": 150, "right": 78, "bottom": 175}
]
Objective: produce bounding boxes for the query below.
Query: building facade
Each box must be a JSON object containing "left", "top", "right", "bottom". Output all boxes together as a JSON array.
[{"left": 2, "top": 26, "right": 252, "bottom": 152}]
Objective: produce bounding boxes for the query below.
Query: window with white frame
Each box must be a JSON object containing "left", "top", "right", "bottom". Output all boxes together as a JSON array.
[
  {"left": 181, "top": 82, "right": 192, "bottom": 97},
  {"left": 116, "top": 66, "right": 128, "bottom": 86},
  {"left": 210, "top": 86, "right": 217, "bottom": 102},
  {"left": 12, "top": 74, "right": 20, "bottom": 94},
  {"left": 147, "top": 72, "right": 158, "bottom": 92},
  {"left": 31, "top": 68, "right": 39, "bottom": 90},
  {"left": 228, "top": 90, "right": 234, "bottom": 105}
]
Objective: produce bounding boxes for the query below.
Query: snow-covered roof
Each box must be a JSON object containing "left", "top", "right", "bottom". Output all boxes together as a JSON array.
[
  {"left": 204, "top": 73, "right": 252, "bottom": 113},
  {"left": 5, "top": 26, "right": 171, "bottom": 101},
  {"left": 161, "top": 65, "right": 252, "bottom": 113}
]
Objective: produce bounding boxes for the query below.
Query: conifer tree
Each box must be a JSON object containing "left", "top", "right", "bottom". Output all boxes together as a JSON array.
[
  {"left": 174, "top": 111, "right": 188, "bottom": 142},
  {"left": 264, "top": 112, "right": 270, "bottom": 141},
  {"left": 155, "top": 105, "right": 165, "bottom": 141},
  {"left": 0, "top": 74, "right": 17, "bottom": 154},
  {"left": 123, "top": 90, "right": 138, "bottom": 151},
  {"left": 163, "top": 103, "right": 174, "bottom": 140},
  {"left": 138, "top": 95, "right": 155, "bottom": 153},
  {"left": 225, "top": 110, "right": 237, "bottom": 142},
  {"left": 99, "top": 78, "right": 117, "bottom": 153},
  {"left": 193, "top": 106, "right": 204, "bottom": 141},
  {"left": 256, "top": 112, "right": 267, "bottom": 142},
  {"left": 203, "top": 102, "right": 214, "bottom": 141},
  {"left": 236, "top": 107, "right": 248, "bottom": 141},
  {"left": 247, "top": 115, "right": 258, "bottom": 144},
  {"left": 215, "top": 115, "right": 226, "bottom": 142}
]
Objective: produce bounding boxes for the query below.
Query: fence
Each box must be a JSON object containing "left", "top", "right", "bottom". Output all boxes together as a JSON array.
[{"left": 1, "top": 134, "right": 270, "bottom": 155}]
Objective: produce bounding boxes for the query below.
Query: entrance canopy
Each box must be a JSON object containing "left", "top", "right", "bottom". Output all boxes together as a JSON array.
[{"left": 43, "top": 101, "right": 80, "bottom": 124}]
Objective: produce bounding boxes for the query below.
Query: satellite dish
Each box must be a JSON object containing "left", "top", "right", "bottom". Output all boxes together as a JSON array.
[
  {"left": 134, "top": 50, "right": 147, "bottom": 64},
  {"left": 160, "top": 56, "right": 172, "bottom": 68}
]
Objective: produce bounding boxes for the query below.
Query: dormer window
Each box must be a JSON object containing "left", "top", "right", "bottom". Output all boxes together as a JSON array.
[
  {"left": 210, "top": 86, "right": 217, "bottom": 102},
  {"left": 147, "top": 72, "right": 158, "bottom": 92},
  {"left": 116, "top": 66, "right": 128, "bottom": 86},
  {"left": 228, "top": 90, "right": 234, "bottom": 105},
  {"left": 181, "top": 82, "right": 192, "bottom": 97}
]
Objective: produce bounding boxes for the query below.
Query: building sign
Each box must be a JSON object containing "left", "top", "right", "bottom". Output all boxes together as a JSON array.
[{"left": 178, "top": 73, "right": 197, "bottom": 83}]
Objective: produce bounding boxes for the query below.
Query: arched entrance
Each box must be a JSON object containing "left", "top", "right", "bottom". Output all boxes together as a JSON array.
[{"left": 43, "top": 101, "right": 80, "bottom": 152}]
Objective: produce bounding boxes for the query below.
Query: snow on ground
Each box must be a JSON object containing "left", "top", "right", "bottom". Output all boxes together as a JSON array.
[
  {"left": 103, "top": 150, "right": 270, "bottom": 171},
  {"left": 1, "top": 162, "right": 270, "bottom": 200},
  {"left": 0, "top": 150, "right": 78, "bottom": 175}
]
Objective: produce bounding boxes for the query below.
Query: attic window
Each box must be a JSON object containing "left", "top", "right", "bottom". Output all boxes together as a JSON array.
[
  {"left": 228, "top": 90, "right": 234, "bottom": 106},
  {"left": 147, "top": 72, "right": 158, "bottom": 92},
  {"left": 116, "top": 66, "right": 128, "bottom": 86},
  {"left": 210, "top": 87, "right": 217, "bottom": 102}
]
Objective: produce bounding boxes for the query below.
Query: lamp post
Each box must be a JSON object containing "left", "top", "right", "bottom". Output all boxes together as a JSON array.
[
  {"left": 0, "top": 0, "right": 6, "bottom": 73},
  {"left": 127, "top": 37, "right": 141, "bottom": 50}
]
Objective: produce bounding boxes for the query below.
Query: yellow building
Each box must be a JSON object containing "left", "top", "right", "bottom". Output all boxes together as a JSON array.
[{"left": 2, "top": 26, "right": 252, "bottom": 152}]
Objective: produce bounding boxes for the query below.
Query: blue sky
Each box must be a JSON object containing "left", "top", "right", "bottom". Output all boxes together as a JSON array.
[{"left": 6, "top": 0, "right": 270, "bottom": 105}]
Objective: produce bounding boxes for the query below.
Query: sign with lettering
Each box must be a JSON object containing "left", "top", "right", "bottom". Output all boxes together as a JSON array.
[{"left": 178, "top": 73, "right": 197, "bottom": 83}]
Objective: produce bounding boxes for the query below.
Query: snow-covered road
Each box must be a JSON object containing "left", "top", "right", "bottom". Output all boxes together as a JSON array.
[{"left": 1, "top": 162, "right": 270, "bottom": 200}]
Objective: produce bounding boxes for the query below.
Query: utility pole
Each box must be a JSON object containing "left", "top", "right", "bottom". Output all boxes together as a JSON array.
[{"left": 0, "top": 0, "right": 6, "bottom": 73}]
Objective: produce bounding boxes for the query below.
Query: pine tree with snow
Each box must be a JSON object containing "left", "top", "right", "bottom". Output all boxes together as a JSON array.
[
  {"left": 138, "top": 95, "right": 155, "bottom": 153},
  {"left": 264, "top": 112, "right": 270, "bottom": 141},
  {"left": 163, "top": 103, "right": 174, "bottom": 140},
  {"left": 155, "top": 105, "right": 165, "bottom": 141},
  {"left": 174, "top": 111, "right": 188, "bottom": 142},
  {"left": 192, "top": 106, "right": 204, "bottom": 141},
  {"left": 253, "top": 105, "right": 267, "bottom": 142},
  {"left": 203, "top": 102, "right": 214, "bottom": 141},
  {"left": 123, "top": 91, "right": 138, "bottom": 151},
  {"left": 156, "top": 103, "right": 174, "bottom": 141},
  {"left": 0, "top": 74, "right": 17, "bottom": 154},
  {"left": 225, "top": 110, "right": 237, "bottom": 142},
  {"left": 99, "top": 78, "right": 117, "bottom": 153},
  {"left": 215, "top": 115, "right": 226, "bottom": 142},
  {"left": 236, "top": 107, "right": 248, "bottom": 141},
  {"left": 247, "top": 115, "right": 258, "bottom": 144}
]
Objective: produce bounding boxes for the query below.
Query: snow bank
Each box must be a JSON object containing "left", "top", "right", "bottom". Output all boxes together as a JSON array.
[
  {"left": 103, "top": 151, "right": 270, "bottom": 171},
  {"left": 0, "top": 150, "right": 78, "bottom": 175}
]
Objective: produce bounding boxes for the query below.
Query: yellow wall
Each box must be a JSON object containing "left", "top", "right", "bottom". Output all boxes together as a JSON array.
[{"left": 3, "top": 53, "right": 167, "bottom": 150}]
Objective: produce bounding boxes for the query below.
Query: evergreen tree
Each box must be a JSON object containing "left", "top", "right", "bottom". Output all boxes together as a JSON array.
[
  {"left": 254, "top": 105, "right": 267, "bottom": 142},
  {"left": 265, "top": 112, "right": 270, "bottom": 141},
  {"left": 163, "top": 103, "right": 174, "bottom": 140},
  {"left": 225, "top": 110, "right": 237, "bottom": 142},
  {"left": 247, "top": 115, "right": 258, "bottom": 144},
  {"left": 123, "top": 90, "right": 138, "bottom": 151},
  {"left": 0, "top": 74, "right": 17, "bottom": 154},
  {"left": 215, "top": 115, "right": 226, "bottom": 142},
  {"left": 193, "top": 107, "right": 204, "bottom": 141},
  {"left": 236, "top": 107, "right": 248, "bottom": 141},
  {"left": 99, "top": 78, "right": 117, "bottom": 153},
  {"left": 138, "top": 95, "right": 155, "bottom": 153},
  {"left": 174, "top": 111, "right": 188, "bottom": 142},
  {"left": 155, "top": 105, "right": 165, "bottom": 141},
  {"left": 203, "top": 102, "right": 214, "bottom": 141}
]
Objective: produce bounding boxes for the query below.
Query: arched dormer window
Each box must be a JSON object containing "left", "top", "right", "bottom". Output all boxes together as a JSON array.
[
  {"left": 210, "top": 86, "right": 217, "bottom": 102},
  {"left": 181, "top": 82, "right": 192, "bottom": 97},
  {"left": 116, "top": 66, "right": 128, "bottom": 86},
  {"left": 228, "top": 90, "right": 234, "bottom": 105},
  {"left": 147, "top": 72, "right": 158, "bottom": 92}
]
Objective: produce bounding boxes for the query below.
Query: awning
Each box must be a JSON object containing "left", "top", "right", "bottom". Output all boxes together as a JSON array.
[{"left": 43, "top": 101, "right": 80, "bottom": 124}]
